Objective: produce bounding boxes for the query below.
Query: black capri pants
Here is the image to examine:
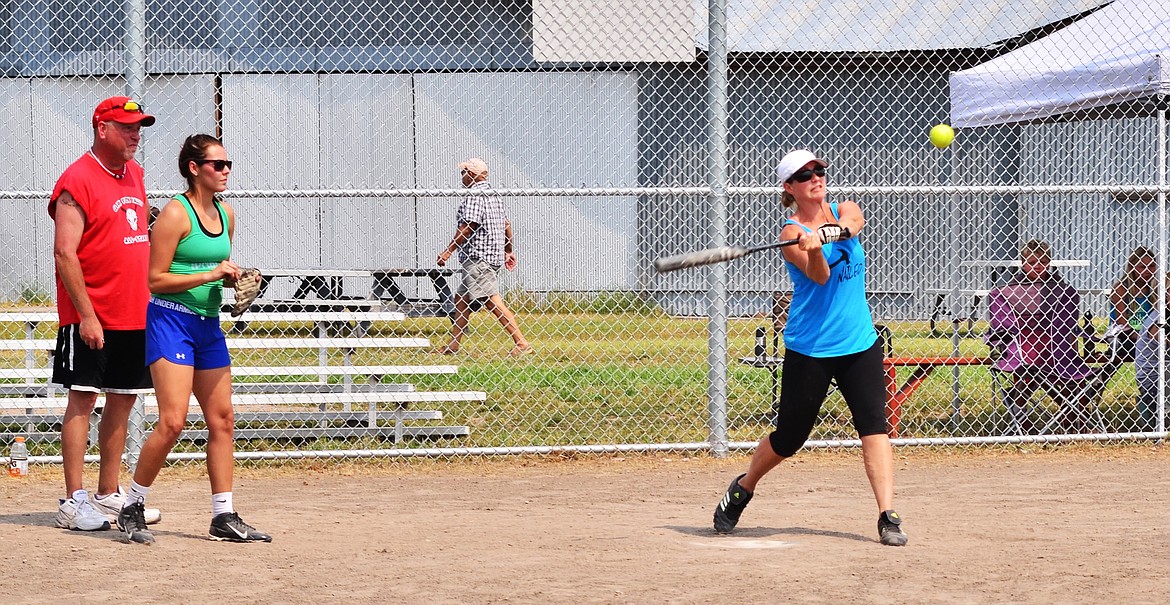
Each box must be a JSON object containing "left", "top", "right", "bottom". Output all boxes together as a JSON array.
[{"left": 768, "top": 339, "right": 887, "bottom": 457}]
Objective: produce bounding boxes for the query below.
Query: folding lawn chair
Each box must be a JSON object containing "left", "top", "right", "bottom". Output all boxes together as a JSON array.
[{"left": 985, "top": 279, "right": 1115, "bottom": 435}]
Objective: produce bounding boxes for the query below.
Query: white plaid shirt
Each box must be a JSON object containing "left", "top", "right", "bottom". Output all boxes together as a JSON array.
[{"left": 456, "top": 181, "right": 507, "bottom": 267}]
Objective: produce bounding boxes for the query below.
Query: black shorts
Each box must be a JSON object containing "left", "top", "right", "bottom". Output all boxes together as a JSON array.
[
  {"left": 769, "top": 340, "right": 887, "bottom": 457},
  {"left": 51, "top": 325, "right": 153, "bottom": 393}
]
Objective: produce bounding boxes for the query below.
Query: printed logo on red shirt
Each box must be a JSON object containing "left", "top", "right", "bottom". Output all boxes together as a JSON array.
[{"left": 114, "top": 196, "right": 149, "bottom": 244}]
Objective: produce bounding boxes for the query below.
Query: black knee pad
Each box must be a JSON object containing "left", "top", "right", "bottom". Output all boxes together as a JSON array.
[{"left": 768, "top": 428, "right": 804, "bottom": 458}]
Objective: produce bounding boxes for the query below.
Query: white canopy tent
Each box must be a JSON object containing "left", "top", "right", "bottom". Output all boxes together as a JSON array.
[
  {"left": 950, "top": 0, "right": 1170, "bottom": 127},
  {"left": 948, "top": 0, "right": 1168, "bottom": 434}
]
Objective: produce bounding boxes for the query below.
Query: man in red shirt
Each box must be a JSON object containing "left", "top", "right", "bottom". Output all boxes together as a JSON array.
[{"left": 49, "top": 96, "right": 160, "bottom": 531}]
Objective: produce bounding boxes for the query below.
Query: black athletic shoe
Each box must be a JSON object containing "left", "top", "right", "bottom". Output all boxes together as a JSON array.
[
  {"left": 209, "top": 512, "right": 273, "bottom": 543},
  {"left": 878, "top": 510, "right": 908, "bottom": 546},
  {"left": 116, "top": 501, "right": 156, "bottom": 545},
  {"left": 713, "top": 473, "right": 753, "bottom": 534}
]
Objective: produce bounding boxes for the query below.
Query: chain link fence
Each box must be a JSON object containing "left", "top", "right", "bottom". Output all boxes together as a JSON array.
[{"left": 2, "top": 0, "right": 1167, "bottom": 464}]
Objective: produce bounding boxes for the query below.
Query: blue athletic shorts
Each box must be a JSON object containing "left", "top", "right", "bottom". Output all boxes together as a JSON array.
[{"left": 145, "top": 298, "right": 231, "bottom": 370}]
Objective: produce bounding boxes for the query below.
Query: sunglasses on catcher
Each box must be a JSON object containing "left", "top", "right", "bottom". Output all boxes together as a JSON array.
[
  {"left": 787, "top": 166, "right": 826, "bottom": 183},
  {"left": 194, "top": 159, "right": 233, "bottom": 172}
]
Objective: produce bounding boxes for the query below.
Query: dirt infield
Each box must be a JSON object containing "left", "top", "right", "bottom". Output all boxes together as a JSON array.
[{"left": 1, "top": 445, "right": 1168, "bottom": 604}]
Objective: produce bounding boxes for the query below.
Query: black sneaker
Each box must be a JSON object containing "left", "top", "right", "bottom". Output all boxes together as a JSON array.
[
  {"left": 713, "top": 473, "right": 753, "bottom": 533},
  {"left": 878, "top": 510, "right": 908, "bottom": 546},
  {"left": 209, "top": 512, "right": 273, "bottom": 543},
  {"left": 116, "top": 501, "right": 156, "bottom": 545}
]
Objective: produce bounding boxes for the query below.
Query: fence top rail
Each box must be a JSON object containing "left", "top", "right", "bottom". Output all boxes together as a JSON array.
[{"left": 4, "top": 184, "right": 1170, "bottom": 200}]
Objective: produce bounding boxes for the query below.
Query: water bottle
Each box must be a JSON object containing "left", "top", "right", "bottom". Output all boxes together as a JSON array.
[
  {"left": 754, "top": 326, "right": 767, "bottom": 360},
  {"left": 8, "top": 436, "right": 28, "bottom": 478}
]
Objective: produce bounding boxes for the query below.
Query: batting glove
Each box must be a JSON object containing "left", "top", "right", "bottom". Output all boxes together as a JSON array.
[{"left": 817, "top": 223, "right": 851, "bottom": 243}]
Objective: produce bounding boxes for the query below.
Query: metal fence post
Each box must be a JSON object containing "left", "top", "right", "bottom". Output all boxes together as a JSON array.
[
  {"left": 122, "top": 0, "right": 149, "bottom": 470},
  {"left": 126, "top": 395, "right": 146, "bottom": 471},
  {"left": 125, "top": 0, "right": 147, "bottom": 165},
  {"left": 1157, "top": 108, "right": 1166, "bottom": 437},
  {"left": 125, "top": 0, "right": 146, "bottom": 97},
  {"left": 706, "top": 0, "right": 730, "bottom": 457}
]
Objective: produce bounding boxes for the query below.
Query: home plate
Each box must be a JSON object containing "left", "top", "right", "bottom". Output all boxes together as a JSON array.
[{"left": 690, "top": 539, "right": 797, "bottom": 550}]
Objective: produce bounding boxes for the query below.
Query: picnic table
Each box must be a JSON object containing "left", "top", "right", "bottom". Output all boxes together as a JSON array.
[
  {"left": 371, "top": 268, "right": 457, "bottom": 318},
  {"left": 245, "top": 268, "right": 456, "bottom": 318},
  {"left": 883, "top": 356, "right": 991, "bottom": 438}
]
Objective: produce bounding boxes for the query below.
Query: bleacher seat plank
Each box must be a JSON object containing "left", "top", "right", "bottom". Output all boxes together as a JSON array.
[
  {"left": 6, "top": 426, "right": 470, "bottom": 443},
  {"left": 0, "top": 390, "right": 485, "bottom": 411},
  {"left": 1, "top": 382, "right": 417, "bottom": 396},
  {"left": 0, "top": 337, "right": 430, "bottom": 351},
  {"left": 232, "top": 382, "right": 416, "bottom": 394},
  {"left": 0, "top": 410, "right": 444, "bottom": 427},
  {"left": 226, "top": 337, "right": 430, "bottom": 349},
  {"left": 0, "top": 311, "right": 407, "bottom": 324},
  {"left": 0, "top": 365, "right": 457, "bottom": 381},
  {"left": 224, "top": 311, "right": 404, "bottom": 322}
]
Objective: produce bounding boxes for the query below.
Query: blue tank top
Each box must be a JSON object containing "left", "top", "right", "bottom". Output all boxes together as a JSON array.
[
  {"left": 1109, "top": 293, "right": 1153, "bottom": 330},
  {"left": 782, "top": 203, "right": 878, "bottom": 357}
]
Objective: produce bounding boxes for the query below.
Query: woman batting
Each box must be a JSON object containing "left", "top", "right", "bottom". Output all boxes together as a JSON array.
[{"left": 711, "top": 149, "right": 907, "bottom": 546}]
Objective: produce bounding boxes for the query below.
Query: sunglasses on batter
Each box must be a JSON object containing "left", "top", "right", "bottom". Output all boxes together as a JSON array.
[
  {"left": 194, "top": 159, "right": 233, "bottom": 171},
  {"left": 787, "top": 166, "right": 826, "bottom": 183}
]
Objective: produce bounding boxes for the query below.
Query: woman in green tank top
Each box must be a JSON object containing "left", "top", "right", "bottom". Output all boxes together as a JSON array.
[{"left": 120, "top": 134, "right": 271, "bottom": 544}]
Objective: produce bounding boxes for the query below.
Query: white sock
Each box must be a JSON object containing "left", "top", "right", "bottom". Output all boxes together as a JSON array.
[
  {"left": 125, "top": 481, "right": 150, "bottom": 508},
  {"left": 212, "top": 492, "right": 233, "bottom": 516}
]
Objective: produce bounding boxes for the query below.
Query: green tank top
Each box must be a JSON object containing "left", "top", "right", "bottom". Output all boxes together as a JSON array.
[{"left": 155, "top": 194, "right": 232, "bottom": 317}]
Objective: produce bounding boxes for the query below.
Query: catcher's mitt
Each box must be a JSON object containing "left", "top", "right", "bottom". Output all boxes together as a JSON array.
[{"left": 230, "top": 268, "right": 262, "bottom": 317}]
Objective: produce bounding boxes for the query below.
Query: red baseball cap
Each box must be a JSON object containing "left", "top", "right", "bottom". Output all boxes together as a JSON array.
[{"left": 91, "top": 96, "right": 156, "bottom": 128}]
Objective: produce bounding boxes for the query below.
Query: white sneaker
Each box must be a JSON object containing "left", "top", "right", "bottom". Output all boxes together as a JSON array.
[
  {"left": 56, "top": 490, "right": 111, "bottom": 531},
  {"left": 92, "top": 488, "right": 162, "bottom": 525}
]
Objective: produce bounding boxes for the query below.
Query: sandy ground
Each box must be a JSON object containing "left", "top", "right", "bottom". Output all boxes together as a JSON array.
[{"left": 1, "top": 445, "right": 1168, "bottom": 605}]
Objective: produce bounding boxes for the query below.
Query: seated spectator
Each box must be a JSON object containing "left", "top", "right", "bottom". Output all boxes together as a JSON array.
[
  {"left": 985, "top": 240, "right": 1093, "bottom": 434},
  {"left": 1107, "top": 246, "right": 1157, "bottom": 360},
  {"left": 1134, "top": 272, "right": 1170, "bottom": 431}
]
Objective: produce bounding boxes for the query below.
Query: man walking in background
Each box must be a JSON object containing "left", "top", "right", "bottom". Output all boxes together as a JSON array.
[
  {"left": 436, "top": 157, "right": 532, "bottom": 357},
  {"left": 50, "top": 96, "right": 161, "bottom": 530}
]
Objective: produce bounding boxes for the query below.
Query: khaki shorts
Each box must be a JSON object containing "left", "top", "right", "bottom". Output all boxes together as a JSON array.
[{"left": 457, "top": 257, "right": 501, "bottom": 300}]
